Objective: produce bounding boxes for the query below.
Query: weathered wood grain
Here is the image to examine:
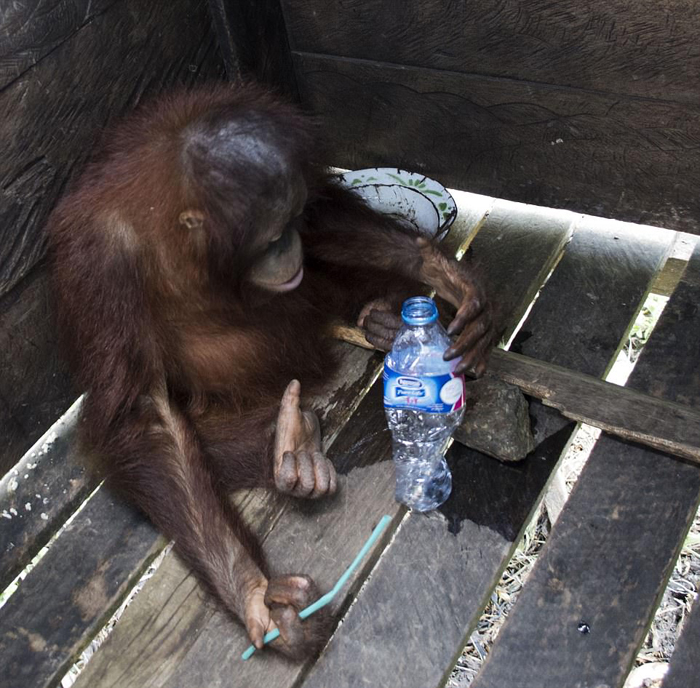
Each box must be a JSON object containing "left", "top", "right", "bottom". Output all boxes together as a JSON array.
[
  {"left": 72, "top": 551, "right": 210, "bottom": 688},
  {"left": 282, "top": 0, "right": 700, "bottom": 103},
  {"left": 508, "top": 215, "right": 674, "bottom": 371},
  {"left": 0, "top": 265, "right": 76, "bottom": 475},
  {"left": 0, "top": 0, "right": 225, "bottom": 299},
  {"left": 631, "top": 245, "right": 700, "bottom": 408},
  {"left": 0, "top": 489, "right": 164, "bottom": 688},
  {"left": 651, "top": 257, "right": 689, "bottom": 297},
  {"left": 302, "top": 211, "right": 671, "bottom": 688},
  {"left": 434, "top": 189, "right": 494, "bottom": 258},
  {"left": 0, "top": 0, "right": 118, "bottom": 90},
  {"left": 207, "top": 0, "right": 297, "bottom": 97},
  {"left": 68, "top": 197, "right": 491, "bottom": 688},
  {"left": 471, "top": 245, "right": 700, "bottom": 688},
  {"left": 294, "top": 53, "right": 700, "bottom": 234},
  {"left": 485, "top": 348, "right": 700, "bottom": 464},
  {"left": 0, "top": 402, "right": 90, "bottom": 590},
  {"left": 662, "top": 585, "right": 700, "bottom": 688},
  {"left": 466, "top": 200, "right": 574, "bottom": 340}
]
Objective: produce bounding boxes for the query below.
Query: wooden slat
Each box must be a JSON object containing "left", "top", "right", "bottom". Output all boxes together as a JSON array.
[
  {"left": 70, "top": 492, "right": 284, "bottom": 688},
  {"left": 655, "top": 252, "right": 700, "bottom": 688},
  {"left": 0, "top": 0, "right": 225, "bottom": 472},
  {"left": 0, "top": 403, "right": 91, "bottom": 590},
  {"left": 435, "top": 190, "right": 494, "bottom": 258},
  {"left": 630, "top": 243, "right": 700, "bottom": 408},
  {"left": 651, "top": 257, "right": 689, "bottom": 297},
  {"left": 334, "top": 320, "right": 700, "bottom": 463},
  {"left": 0, "top": 266, "right": 75, "bottom": 476},
  {"left": 483, "top": 348, "right": 700, "bottom": 463},
  {"left": 471, "top": 244, "right": 700, "bottom": 688},
  {"left": 282, "top": 0, "right": 700, "bottom": 103},
  {"left": 70, "top": 197, "right": 492, "bottom": 687},
  {"left": 302, "top": 213, "right": 671, "bottom": 688},
  {"left": 466, "top": 200, "right": 574, "bottom": 340},
  {"left": 123, "top": 196, "right": 574, "bottom": 687},
  {"left": 662, "top": 592, "right": 700, "bottom": 688},
  {"left": 293, "top": 52, "right": 700, "bottom": 234},
  {"left": 0, "top": 490, "right": 164, "bottom": 688}
]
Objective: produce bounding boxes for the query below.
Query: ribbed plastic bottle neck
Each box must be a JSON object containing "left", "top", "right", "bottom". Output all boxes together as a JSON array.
[{"left": 401, "top": 297, "right": 438, "bottom": 326}]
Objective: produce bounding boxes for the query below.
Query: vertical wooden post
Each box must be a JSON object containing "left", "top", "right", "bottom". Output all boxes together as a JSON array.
[{"left": 207, "top": 0, "right": 298, "bottom": 99}]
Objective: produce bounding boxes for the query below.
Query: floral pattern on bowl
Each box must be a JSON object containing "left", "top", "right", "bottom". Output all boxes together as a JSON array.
[{"left": 334, "top": 167, "right": 458, "bottom": 240}]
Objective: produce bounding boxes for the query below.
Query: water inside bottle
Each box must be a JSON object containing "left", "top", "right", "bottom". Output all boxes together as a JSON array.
[
  {"left": 384, "top": 296, "right": 465, "bottom": 512},
  {"left": 386, "top": 406, "right": 460, "bottom": 511}
]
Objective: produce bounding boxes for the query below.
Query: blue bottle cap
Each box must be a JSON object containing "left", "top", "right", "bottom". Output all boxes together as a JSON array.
[{"left": 401, "top": 297, "right": 438, "bottom": 325}]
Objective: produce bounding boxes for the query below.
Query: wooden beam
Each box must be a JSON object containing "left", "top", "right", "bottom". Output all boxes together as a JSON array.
[
  {"left": 332, "top": 327, "right": 700, "bottom": 464},
  {"left": 488, "top": 348, "right": 700, "bottom": 463},
  {"left": 282, "top": 0, "right": 700, "bottom": 103}
]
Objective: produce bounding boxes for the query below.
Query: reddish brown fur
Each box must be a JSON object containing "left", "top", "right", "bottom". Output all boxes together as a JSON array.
[{"left": 48, "top": 82, "right": 493, "bottom": 658}]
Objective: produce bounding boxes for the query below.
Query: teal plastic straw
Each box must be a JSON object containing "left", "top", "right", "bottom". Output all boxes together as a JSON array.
[{"left": 241, "top": 514, "right": 392, "bottom": 660}]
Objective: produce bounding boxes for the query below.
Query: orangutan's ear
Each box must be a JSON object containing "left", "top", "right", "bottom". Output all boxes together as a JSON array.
[{"left": 179, "top": 210, "right": 204, "bottom": 230}]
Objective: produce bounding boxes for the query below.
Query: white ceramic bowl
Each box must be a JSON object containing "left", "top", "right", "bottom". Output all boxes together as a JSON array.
[
  {"left": 350, "top": 183, "right": 440, "bottom": 236},
  {"left": 335, "top": 167, "right": 457, "bottom": 240}
]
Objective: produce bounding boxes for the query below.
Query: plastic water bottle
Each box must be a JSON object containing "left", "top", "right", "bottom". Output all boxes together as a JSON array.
[{"left": 383, "top": 296, "right": 465, "bottom": 511}]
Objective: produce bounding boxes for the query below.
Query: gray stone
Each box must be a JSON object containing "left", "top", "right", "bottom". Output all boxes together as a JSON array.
[{"left": 453, "top": 376, "right": 535, "bottom": 462}]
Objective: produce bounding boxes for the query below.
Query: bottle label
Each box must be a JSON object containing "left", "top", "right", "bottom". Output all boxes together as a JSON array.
[{"left": 383, "top": 362, "right": 465, "bottom": 413}]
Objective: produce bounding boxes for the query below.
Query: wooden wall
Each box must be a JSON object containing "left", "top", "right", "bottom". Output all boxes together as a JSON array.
[
  {"left": 0, "top": 0, "right": 225, "bottom": 475},
  {"left": 280, "top": 0, "right": 700, "bottom": 234}
]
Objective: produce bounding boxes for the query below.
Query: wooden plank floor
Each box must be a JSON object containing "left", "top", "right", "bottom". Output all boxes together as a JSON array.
[
  {"left": 0, "top": 403, "right": 88, "bottom": 589},
  {"left": 301, "top": 213, "right": 672, "bottom": 688},
  {"left": 162, "top": 201, "right": 573, "bottom": 688},
  {"left": 1, "top": 340, "right": 379, "bottom": 688},
  {"left": 471, "top": 243, "right": 700, "bottom": 688},
  {"left": 0, "top": 493, "right": 163, "bottom": 688},
  {"left": 70, "top": 195, "right": 492, "bottom": 688},
  {"left": 466, "top": 200, "right": 573, "bottom": 340}
]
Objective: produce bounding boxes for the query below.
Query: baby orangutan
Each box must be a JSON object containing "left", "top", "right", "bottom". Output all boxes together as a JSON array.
[{"left": 49, "top": 82, "right": 493, "bottom": 658}]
